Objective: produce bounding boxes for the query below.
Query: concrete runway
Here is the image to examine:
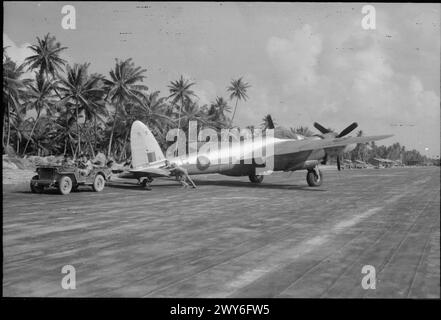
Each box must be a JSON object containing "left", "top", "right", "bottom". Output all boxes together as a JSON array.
[{"left": 3, "top": 167, "right": 440, "bottom": 298}]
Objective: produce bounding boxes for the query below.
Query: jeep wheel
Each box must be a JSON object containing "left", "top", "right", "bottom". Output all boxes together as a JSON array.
[
  {"left": 30, "top": 175, "right": 44, "bottom": 193},
  {"left": 92, "top": 174, "right": 105, "bottom": 192},
  {"left": 58, "top": 176, "right": 73, "bottom": 195}
]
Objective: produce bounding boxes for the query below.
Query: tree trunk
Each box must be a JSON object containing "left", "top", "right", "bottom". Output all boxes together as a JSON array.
[
  {"left": 107, "top": 104, "right": 119, "bottom": 158},
  {"left": 6, "top": 101, "right": 11, "bottom": 151},
  {"left": 23, "top": 111, "right": 41, "bottom": 156},
  {"left": 2, "top": 110, "right": 7, "bottom": 152},
  {"left": 83, "top": 124, "right": 95, "bottom": 158},
  {"left": 118, "top": 128, "right": 130, "bottom": 162},
  {"left": 94, "top": 116, "right": 97, "bottom": 151},
  {"left": 89, "top": 140, "right": 95, "bottom": 157},
  {"left": 16, "top": 134, "right": 20, "bottom": 154},
  {"left": 76, "top": 103, "right": 81, "bottom": 155},
  {"left": 230, "top": 98, "right": 239, "bottom": 128}
]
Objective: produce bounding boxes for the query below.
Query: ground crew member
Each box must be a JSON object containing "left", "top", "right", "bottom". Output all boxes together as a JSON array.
[{"left": 165, "top": 160, "right": 196, "bottom": 189}]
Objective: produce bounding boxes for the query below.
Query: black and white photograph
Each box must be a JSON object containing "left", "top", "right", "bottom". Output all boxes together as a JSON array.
[{"left": 2, "top": 1, "right": 440, "bottom": 305}]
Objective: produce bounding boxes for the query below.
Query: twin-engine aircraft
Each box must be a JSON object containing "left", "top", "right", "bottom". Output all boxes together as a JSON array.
[{"left": 114, "top": 119, "right": 392, "bottom": 188}]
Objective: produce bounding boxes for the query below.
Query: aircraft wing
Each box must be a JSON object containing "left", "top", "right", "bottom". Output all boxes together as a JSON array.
[{"left": 277, "top": 135, "right": 393, "bottom": 155}]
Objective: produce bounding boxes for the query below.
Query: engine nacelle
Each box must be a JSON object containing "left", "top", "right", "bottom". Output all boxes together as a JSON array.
[{"left": 286, "top": 160, "right": 319, "bottom": 171}]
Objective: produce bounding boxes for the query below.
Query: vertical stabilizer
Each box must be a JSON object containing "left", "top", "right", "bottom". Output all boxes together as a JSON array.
[{"left": 130, "top": 120, "right": 165, "bottom": 168}]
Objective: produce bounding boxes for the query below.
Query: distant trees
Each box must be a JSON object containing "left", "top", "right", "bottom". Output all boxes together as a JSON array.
[
  {"left": 103, "top": 58, "right": 148, "bottom": 157},
  {"left": 227, "top": 77, "right": 250, "bottom": 127},
  {"left": 3, "top": 53, "right": 29, "bottom": 151},
  {"left": 2, "top": 34, "right": 253, "bottom": 160},
  {"left": 2, "top": 33, "right": 432, "bottom": 165}
]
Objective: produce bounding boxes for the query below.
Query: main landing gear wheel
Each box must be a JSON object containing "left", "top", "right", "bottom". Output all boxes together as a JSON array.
[
  {"left": 249, "top": 174, "right": 264, "bottom": 183},
  {"left": 58, "top": 175, "right": 73, "bottom": 195},
  {"left": 306, "top": 169, "right": 323, "bottom": 187},
  {"left": 92, "top": 174, "right": 105, "bottom": 192}
]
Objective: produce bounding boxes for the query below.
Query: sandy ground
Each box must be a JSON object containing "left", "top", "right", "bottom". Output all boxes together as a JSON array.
[
  {"left": 2, "top": 168, "right": 36, "bottom": 185},
  {"left": 2, "top": 167, "right": 440, "bottom": 298}
]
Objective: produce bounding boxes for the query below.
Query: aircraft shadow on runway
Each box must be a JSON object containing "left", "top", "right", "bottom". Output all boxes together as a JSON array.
[{"left": 106, "top": 179, "right": 326, "bottom": 192}]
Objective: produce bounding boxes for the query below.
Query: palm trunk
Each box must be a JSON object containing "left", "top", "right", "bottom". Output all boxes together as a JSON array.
[
  {"left": 2, "top": 112, "right": 6, "bottom": 152},
  {"left": 70, "top": 139, "right": 76, "bottom": 159},
  {"left": 76, "top": 103, "right": 81, "bottom": 155},
  {"left": 23, "top": 111, "right": 41, "bottom": 156},
  {"left": 88, "top": 140, "right": 95, "bottom": 157},
  {"left": 118, "top": 129, "right": 130, "bottom": 162},
  {"left": 175, "top": 97, "right": 184, "bottom": 157},
  {"left": 229, "top": 98, "right": 239, "bottom": 128},
  {"left": 6, "top": 101, "right": 11, "bottom": 151},
  {"left": 94, "top": 116, "right": 97, "bottom": 151},
  {"left": 83, "top": 124, "right": 95, "bottom": 158},
  {"left": 107, "top": 103, "right": 119, "bottom": 158}
]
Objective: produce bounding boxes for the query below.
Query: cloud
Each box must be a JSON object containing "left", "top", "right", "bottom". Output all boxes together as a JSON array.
[
  {"left": 192, "top": 79, "right": 218, "bottom": 106},
  {"left": 3, "top": 33, "right": 33, "bottom": 64},
  {"left": 262, "top": 16, "right": 439, "bottom": 154},
  {"left": 267, "top": 24, "right": 323, "bottom": 92},
  {"left": 3, "top": 33, "right": 34, "bottom": 79}
]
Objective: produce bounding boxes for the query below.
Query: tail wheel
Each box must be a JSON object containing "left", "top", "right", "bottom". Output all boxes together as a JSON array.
[
  {"left": 141, "top": 178, "right": 152, "bottom": 190},
  {"left": 306, "top": 169, "right": 323, "bottom": 187},
  {"left": 58, "top": 175, "right": 73, "bottom": 195},
  {"left": 249, "top": 174, "right": 264, "bottom": 183},
  {"left": 92, "top": 174, "right": 105, "bottom": 192},
  {"left": 30, "top": 175, "right": 44, "bottom": 193}
]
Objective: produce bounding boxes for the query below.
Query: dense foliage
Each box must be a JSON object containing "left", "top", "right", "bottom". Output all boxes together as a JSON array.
[{"left": 2, "top": 34, "right": 434, "bottom": 165}]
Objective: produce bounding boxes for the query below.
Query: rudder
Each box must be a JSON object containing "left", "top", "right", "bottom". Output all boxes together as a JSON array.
[{"left": 130, "top": 120, "right": 165, "bottom": 168}]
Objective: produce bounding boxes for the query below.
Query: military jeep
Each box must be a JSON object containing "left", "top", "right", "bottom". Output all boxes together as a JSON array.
[{"left": 30, "top": 164, "right": 111, "bottom": 195}]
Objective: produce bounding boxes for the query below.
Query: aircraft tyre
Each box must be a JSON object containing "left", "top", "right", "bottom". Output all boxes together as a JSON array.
[
  {"left": 306, "top": 169, "right": 323, "bottom": 187},
  {"left": 249, "top": 174, "right": 264, "bottom": 183}
]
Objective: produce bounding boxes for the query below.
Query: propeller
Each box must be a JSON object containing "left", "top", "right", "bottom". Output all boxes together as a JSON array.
[
  {"left": 313, "top": 122, "right": 331, "bottom": 134},
  {"left": 314, "top": 122, "right": 359, "bottom": 171},
  {"left": 314, "top": 122, "right": 358, "bottom": 138},
  {"left": 337, "top": 122, "right": 358, "bottom": 138}
]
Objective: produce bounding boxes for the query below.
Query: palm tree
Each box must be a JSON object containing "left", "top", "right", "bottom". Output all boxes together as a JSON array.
[
  {"left": 227, "top": 77, "right": 250, "bottom": 127},
  {"left": 168, "top": 75, "right": 197, "bottom": 135},
  {"left": 82, "top": 73, "right": 107, "bottom": 154},
  {"left": 209, "top": 97, "right": 231, "bottom": 129},
  {"left": 103, "top": 58, "right": 148, "bottom": 157},
  {"left": 22, "top": 72, "right": 57, "bottom": 155},
  {"left": 261, "top": 114, "right": 276, "bottom": 130},
  {"left": 24, "top": 34, "right": 67, "bottom": 80},
  {"left": 3, "top": 54, "right": 28, "bottom": 152},
  {"left": 293, "top": 126, "right": 314, "bottom": 137},
  {"left": 142, "top": 91, "right": 174, "bottom": 129},
  {"left": 58, "top": 63, "right": 105, "bottom": 156}
]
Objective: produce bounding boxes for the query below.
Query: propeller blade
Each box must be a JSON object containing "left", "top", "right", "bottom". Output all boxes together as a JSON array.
[
  {"left": 337, "top": 156, "right": 341, "bottom": 171},
  {"left": 338, "top": 122, "right": 358, "bottom": 138},
  {"left": 314, "top": 122, "right": 330, "bottom": 134}
]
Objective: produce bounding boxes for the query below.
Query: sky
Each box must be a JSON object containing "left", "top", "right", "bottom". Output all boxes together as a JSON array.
[{"left": 3, "top": 2, "right": 440, "bottom": 157}]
